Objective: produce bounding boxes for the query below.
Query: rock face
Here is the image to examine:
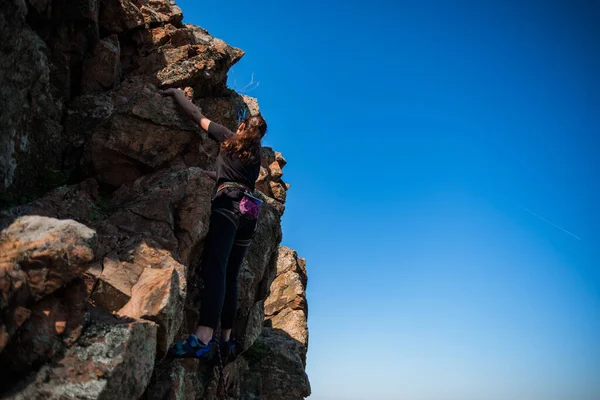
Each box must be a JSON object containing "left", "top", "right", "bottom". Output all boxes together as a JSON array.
[
  {"left": 0, "top": 0, "right": 64, "bottom": 204},
  {"left": 4, "top": 307, "right": 158, "bottom": 400},
  {"left": 0, "top": 0, "right": 306, "bottom": 398},
  {"left": 223, "top": 248, "right": 311, "bottom": 400},
  {"left": 0, "top": 216, "right": 97, "bottom": 359},
  {"left": 234, "top": 328, "right": 311, "bottom": 400},
  {"left": 265, "top": 247, "right": 309, "bottom": 354}
]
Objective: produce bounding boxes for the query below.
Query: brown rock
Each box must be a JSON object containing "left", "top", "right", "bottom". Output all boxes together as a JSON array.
[
  {"left": 142, "top": 0, "right": 183, "bottom": 25},
  {"left": 3, "top": 308, "right": 157, "bottom": 400},
  {"left": 236, "top": 328, "right": 310, "bottom": 400},
  {"left": 87, "top": 79, "right": 203, "bottom": 187},
  {"left": 270, "top": 181, "right": 287, "bottom": 203},
  {"left": 82, "top": 261, "right": 103, "bottom": 295},
  {"left": 264, "top": 247, "right": 309, "bottom": 354},
  {"left": 99, "top": 0, "right": 144, "bottom": 34},
  {"left": 275, "top": 151, "right": 287, "bottom": 167},
  {"left": 0, "top": 216, "right": 96, "bottom": 303},
  {"left": 264, "top": 272, "right": 306, "bottom": 317},
  {"left": 275, "top": 247, "right": 302, "bottom": 276},
  {"left": 297, "top": 257, "right": 308, "bottom": 286},
  {"left": 261, "top": 147, "right": 277, "bottom": 167},
  {"left": 79, "top": 81, "right": 256, "bottom": 189},
  {"left": 255, "top": 166, "right": 272, "bottom": 196},
  {"left": 90, "top": 253, "right": 143, "bottom": 311},
  {"left": 162, "top": 45, "right": 196, "bottom": 65},
  {"left": 90, "top": 236, "right": 191, "bottom": 314},
  {"left": 90, "top": 118, "right": 196, "bottom": 187},
  {"left": 119, "top": 265, "right": 186, "bottom": 358},
  {"left": 254, "top": 146, "right": 291, "bottom": 203},
  {"left": 0, "top": 279, "right": 88, "bottom": 379},
  {"left": 104, "top": 168, "right": 214, "bottom": 265},
  {"left": 154, "top": 26, "right": 244, "bottom": 93},
  {"left": 132, "top": 23, "right": 179, "bottom": 48},
  {"left": 266, "top": 309, "right": 308, "bottom": 350},
  {"left": 128, "top": 23, "right": 214, "bottom": 77},
  {"left": 81, "top": 35, "right": 121, "bottom": 94},
  {"left": 240, "top": 95, "right": 260, "bottom": 116},
  {"left": 269, "top": 160, "right": 283, "bottom": 179}
]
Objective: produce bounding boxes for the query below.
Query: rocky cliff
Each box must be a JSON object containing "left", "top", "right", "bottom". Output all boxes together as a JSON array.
[{"left": 0, "top": 0, "right": 309, "bottom": 398}]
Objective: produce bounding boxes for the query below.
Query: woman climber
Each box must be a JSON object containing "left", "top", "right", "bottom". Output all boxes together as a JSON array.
[{"left": 160, "top": 88, "right": 267, "bottom": 361}]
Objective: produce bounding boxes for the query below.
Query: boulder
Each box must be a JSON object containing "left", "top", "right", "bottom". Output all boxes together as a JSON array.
[
  {"left": 234, "top": 328, "right": 311, "bottom": 400},
  {"left": 0, "top": 279, "right": 89, "bottom": 377},
  {"left": 119, "top": 265, "right": 186, "bottom": 358},
  {"left": 264, "top": 247, "right": 309, "bottom": 358},
  {"left": 90, "top": 253, "right": 143, "bottom": 311},
  {"left": 106, "top": 167, "right": 214, "bottom": 265},
  {"left": 0, "top": 215, "right": 96, "bottom": 308},
  {"left": 3, "top": 308, "right": 157, "bottom": 400}
]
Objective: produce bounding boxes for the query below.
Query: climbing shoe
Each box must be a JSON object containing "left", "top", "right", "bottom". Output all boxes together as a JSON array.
[
  {"left": 219, "top": 337, "right": 238, "bottom": 364},
  {"left": 167, "top": 334, "right": 216, "bottom": 360}
]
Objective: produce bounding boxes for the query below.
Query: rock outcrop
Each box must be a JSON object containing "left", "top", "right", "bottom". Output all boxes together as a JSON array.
[
  {"left": 265, "top": 247, "right": 309, "bottom": 352},
  {"left": 229, "top": 247, "right": 311, "bottom": 399},
  {"left": 0, "top": 0, "right": 308, "bottom": 399}
]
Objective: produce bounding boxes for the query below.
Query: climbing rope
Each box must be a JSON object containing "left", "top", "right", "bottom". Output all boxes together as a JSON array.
[{"left": 214, "top": 328, "right": 228, "bottom": 399}]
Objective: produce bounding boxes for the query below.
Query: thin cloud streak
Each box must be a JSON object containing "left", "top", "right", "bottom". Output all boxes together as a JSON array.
[{"left": 518, "top": 205, "right": 582, "bottom": 241}]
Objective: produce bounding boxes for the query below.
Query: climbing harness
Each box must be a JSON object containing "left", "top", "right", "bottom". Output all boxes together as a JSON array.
[
  {"left": 216, "top": 182, "right": 263, "bottom": 219},
  {"left": 217, "top": 181, "right": 251, "bottom": 193}
]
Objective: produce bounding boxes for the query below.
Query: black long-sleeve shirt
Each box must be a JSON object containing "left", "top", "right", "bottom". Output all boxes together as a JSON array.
[{"left": 206, "top": 122, "right": 260, "bottom": 191}]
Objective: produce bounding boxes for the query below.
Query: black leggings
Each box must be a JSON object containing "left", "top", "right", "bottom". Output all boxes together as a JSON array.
[{"left": 198, "top": 188, "right": 258, "bottom": 330}]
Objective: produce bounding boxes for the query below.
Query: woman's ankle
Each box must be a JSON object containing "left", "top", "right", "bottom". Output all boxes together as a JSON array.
[{"left": 194, "top": 326, "right": 214, "bottom": 344}]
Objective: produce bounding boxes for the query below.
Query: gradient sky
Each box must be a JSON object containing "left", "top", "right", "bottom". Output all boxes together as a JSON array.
[{"left": 179, "top": 1, "right": 599, "bottom": 399}]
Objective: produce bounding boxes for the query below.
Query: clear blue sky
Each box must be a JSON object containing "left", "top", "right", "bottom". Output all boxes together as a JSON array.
[{"left": 179, "top": 1, "right": 599, "bottom": 399}]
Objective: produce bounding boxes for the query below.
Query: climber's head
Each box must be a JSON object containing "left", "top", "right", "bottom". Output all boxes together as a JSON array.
[
  {"left": 236, "top": 114, "right": 267, "bottom": 139},
  {"left": 221, "top": 114, "right": 267, "bottom": 163}
]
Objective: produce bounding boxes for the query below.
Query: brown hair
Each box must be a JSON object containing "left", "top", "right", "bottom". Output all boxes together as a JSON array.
[{"left": 221, "top": 114, "right": 267, "bottom": 163}]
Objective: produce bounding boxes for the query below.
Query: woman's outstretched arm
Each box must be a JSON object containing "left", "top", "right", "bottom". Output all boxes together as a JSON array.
[
  {"left": 160, "top": 88, "right": 233, "bottom": 142},
  {"left": 160, "top": 88, "right": 211, "bottom": 131}
]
